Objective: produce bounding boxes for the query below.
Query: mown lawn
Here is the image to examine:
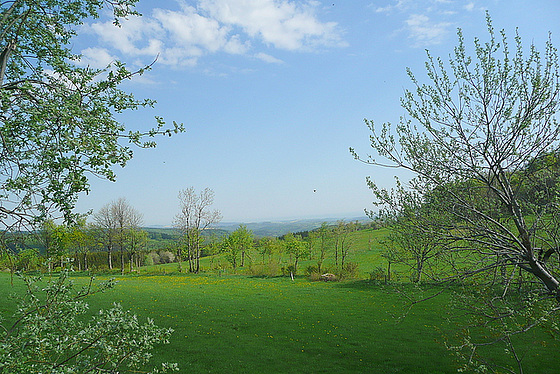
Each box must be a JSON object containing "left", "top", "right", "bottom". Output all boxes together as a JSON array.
[{"left": 2, "top": 272, "right": 557, "bottom": 373}]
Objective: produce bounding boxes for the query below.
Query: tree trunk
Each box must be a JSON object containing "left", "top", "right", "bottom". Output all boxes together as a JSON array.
[
  {"left": 527, "top": 254, "right": 560, "bottom": 302},
  {"left": 195, "top": 246, "right": 200, "bottom": 273}
]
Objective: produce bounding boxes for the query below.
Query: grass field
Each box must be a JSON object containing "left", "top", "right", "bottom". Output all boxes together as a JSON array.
[
  {"left": 1, "top": 228, "right": 559, "bottom": 373},
  {"left": 1, "top": 271, "right": 558, "bottom": 373}
]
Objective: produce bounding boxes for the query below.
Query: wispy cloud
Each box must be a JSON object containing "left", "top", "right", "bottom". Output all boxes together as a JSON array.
[
  {"left": 76, "top": 47, "right": 120, "bottom": 69},
  {"left": 464, "top": 2, "right": 476, "bottom": 11},
  {"left": 405, "top": 14, "right": 452, "bottom": 47},
  {"left": 83, "top": 0, "right": 345, "bottom": 68},
  {"left": 254, "top": 52, "right": 284, "bottom": 64},
  {"left": 373, "top": 0, "right": 467, "bottom": 47}
]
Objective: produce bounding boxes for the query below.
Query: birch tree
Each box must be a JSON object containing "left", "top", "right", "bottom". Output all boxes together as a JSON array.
[{"left": 174, "top": 187, "right": 222, "bottom": 273}]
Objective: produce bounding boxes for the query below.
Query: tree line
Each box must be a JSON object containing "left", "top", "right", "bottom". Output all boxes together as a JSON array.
[{"left": 1, "top": 188, "right": 369, "bottom": 281}]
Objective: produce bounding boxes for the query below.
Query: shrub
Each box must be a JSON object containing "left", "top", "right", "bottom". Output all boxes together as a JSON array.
[
  {"left": 336, "top": 262, "right": 359, "bottom": 280},
  {"left": 305, "top": 265, "right": 321, "bottom": 281},
  {"left": 159, "top": 251, "right": 175, "bottom": 264},
  {"left": 144, "top": 253, "right": 155, "bottom": 266},
  {"left": 369, "top": 266, "right": 386, "bottom": 284},
  {"left": 281, "top": 265, "right": 297, "bottom": 277},
  {"left": 149, "top": 251, "right": 161, "bottom": 265},
  {"left": 0, "top": 272, "right": 177, "bottom": 373}
]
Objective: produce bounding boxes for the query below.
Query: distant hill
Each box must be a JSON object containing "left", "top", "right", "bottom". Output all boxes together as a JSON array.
[{"left": 214, "top": 216, "right": 370, "bottom": 237}]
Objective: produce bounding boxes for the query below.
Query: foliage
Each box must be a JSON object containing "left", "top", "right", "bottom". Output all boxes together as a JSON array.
[
  {"left": 221, "top": 224, "right": 254, "bottom": 269},
  {"left": 446, "top": 285, "right": 560, "bottom": 374},
  {"left": 374, "top": 180, "right": 446, "bottom": 283},
  {"left": 283, "top": 233, "right": 309, "bottom": 273},
  {"left": 0, "top": 272, "right": 176, "bottom": 373},
  {"left": 0, "top": 0, "right": 182, "bottom": 235}
]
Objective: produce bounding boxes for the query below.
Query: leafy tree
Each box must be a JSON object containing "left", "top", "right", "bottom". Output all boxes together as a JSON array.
[
  {"left": 352, "top": 14, "right": 560, "bottom": 372},
  {"left": 126, "top": 227, "right": 148, "bottom": 271},
  {"left": 256, "top": 237, "right": 271, "bottom": 263},
  {"left": 0, "top": 0, "right": 182, "bottom": 238},
  {"left": 372, "top": 180, "right": 445, "bottom": 283},
  {"left": 174, "top": 187, "right": 222, "bottom": 273},
  {"left": 283, "top": 233, "right": 309, "bottom": 274},
  {"left": 222, "top": 225, "right": 254, "bottom": 269},
  {"left": 37, "top": 219, "right": 67, "bottom": 271}
]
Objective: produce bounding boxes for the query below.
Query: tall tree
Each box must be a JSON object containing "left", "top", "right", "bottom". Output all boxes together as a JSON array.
[
  {"left": 0, "top": 0, "right": 182, "bottom": 240},
  {"left": 0, "top": 2, "right": 179, "bottom": 370},
  {"left": 332, "top": 220, "right": 355, "bottom": 269},
  {"left": 313, "top": 222, "right": 333, "bottom": 274},
  {"left": 174, "top": 187, "right": 222, "bottom": 273},
  {"left": 372, "top": 180, "right": 445, "bottom": 283},
  {"left": 36, "top": 219, "right": 66, "bottom": 271},
  {"left": 352, "top": 14, "right": 560, "bottom": 372},
  {"left": 93, "top": 203, "right": 117, "bottom": 270}
]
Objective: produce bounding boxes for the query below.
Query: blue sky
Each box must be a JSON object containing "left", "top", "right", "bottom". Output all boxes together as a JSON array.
[{"left": 72, "top": 0, "right": 560, "bottom": 226}]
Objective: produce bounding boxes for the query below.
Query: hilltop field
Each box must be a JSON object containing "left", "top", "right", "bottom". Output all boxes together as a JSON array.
[{"left": 1, "top": 227, "right": 558, "bottom": 373}]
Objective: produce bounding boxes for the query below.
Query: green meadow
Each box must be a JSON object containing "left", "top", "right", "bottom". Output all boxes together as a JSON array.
[{"left": 1, "top": 227, "right": 558, "bottom": 373}]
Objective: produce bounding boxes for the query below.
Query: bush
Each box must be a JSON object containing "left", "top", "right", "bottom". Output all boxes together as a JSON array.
[
  {"left": 369, "top": 266, "right": 386, "bottom": 283},
  {"left": 159, "top": 251, "right": 175, "bottom": 264},
  {"left": 149, "top": 251, "right": 161, "bottom": 265},
  {"left": 336, "top": 262, "right": 359, "bottom": 280},
  {"left": 281, "top": 265, "right": 297, "bottom": 277},
  {"left": 144, "top": 253, "right": 155, "bottom": 266},
  {"left": 305, "top": 265, "right": 321, "bottom": 281},
  {"left": 0, "top": 272, "right": 177, "bottom": 373}
]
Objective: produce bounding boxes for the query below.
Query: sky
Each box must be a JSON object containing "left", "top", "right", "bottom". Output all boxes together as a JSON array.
[{"left": 71, "top": 0, "right": 560, "bottom": 226}]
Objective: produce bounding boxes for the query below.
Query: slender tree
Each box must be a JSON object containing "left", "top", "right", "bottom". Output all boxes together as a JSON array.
[
  {"left": 174, "top": 187, "right": 221, "bottom": 273},
  {"left": 93, "top": 197, "right": 143, "bottom": 273},
  {"left": 93, "top": 204, "right": 116, "bottom": 270}
]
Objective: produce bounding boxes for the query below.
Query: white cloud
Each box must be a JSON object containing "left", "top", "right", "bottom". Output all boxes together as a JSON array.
[
  {"left": 87, "top": 16, "right": 163, "bottom": 58},
  {"left": 405, "top": 14, "right": 452, "bottom": 46},
  {"left": 84, "top": 0, "right": 345, "bottom": 68},
  {"left": 76, "top": 47, "right": 119, "bottom": 68},
  {"left": 372, "top": 0, "right": 409, "bottom": 13},
  {"left": 199, "top": 0, "right": 345, "bottom": 50},
  {"left": 464, "top": 2, "right": 475, "bottom": 11},
  {"left": 254, "top": 52, "right": 284, "bottom": 64}
]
